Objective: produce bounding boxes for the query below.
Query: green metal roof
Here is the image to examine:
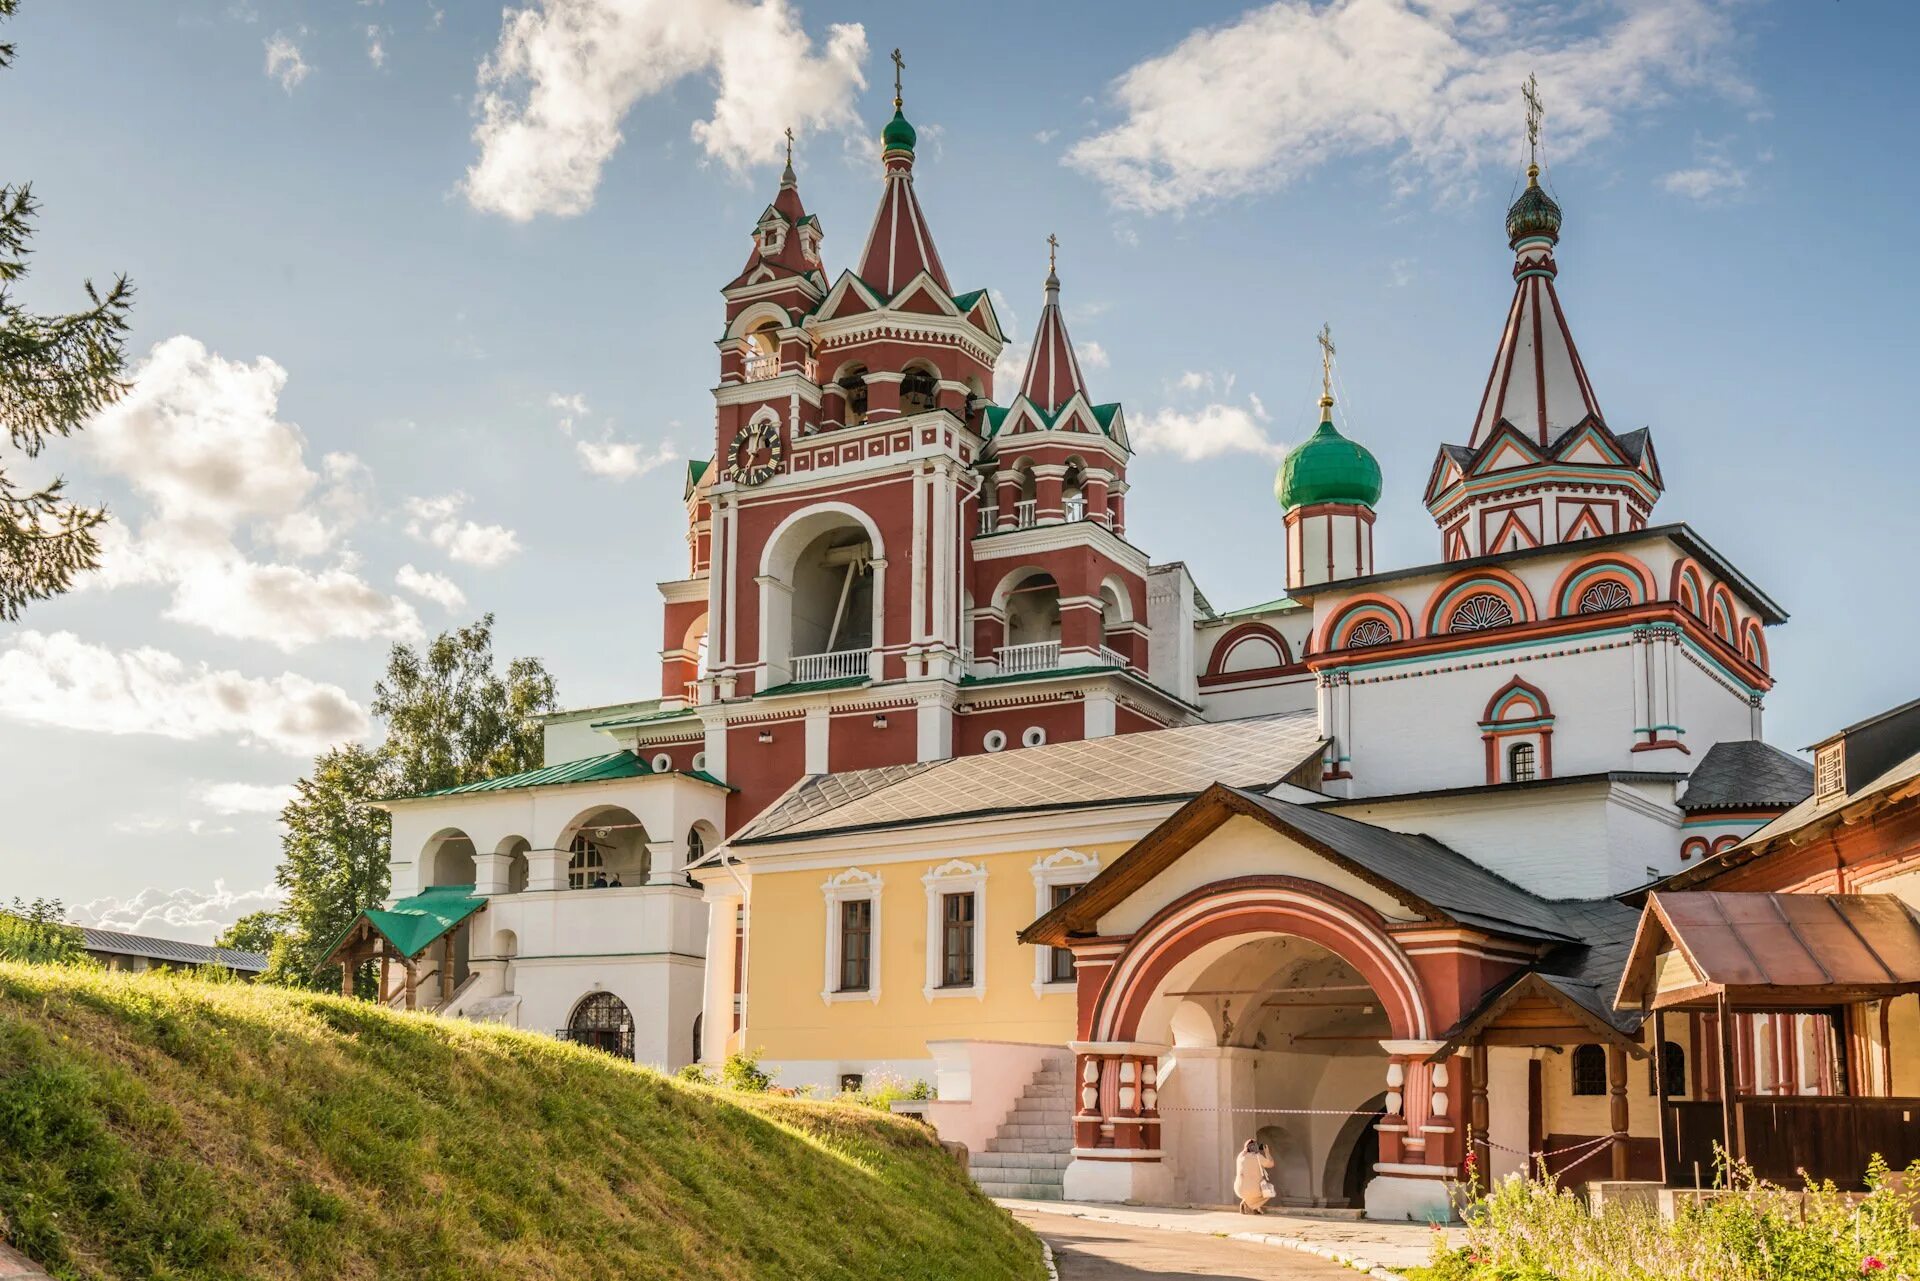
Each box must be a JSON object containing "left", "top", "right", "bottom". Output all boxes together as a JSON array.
[
  {"left": 1212, "top": 595, "right": 1303, "bottom": 621},
  {"left": 753, "top": 674, "right": 871, "bottom": 699},
  {"left": 882, "top": 107, "right": 916, "bottom": 153},
  {"left": 981, "top": 397, "right": 1124, "bottom": 442},
  {"left": 1276, "top": 414, "right": 1382, "bottom": 510},
  {"left": 318, "top": 884, "right": 488, "bottom": 968},
  {"left": 684, "top": 458, "right": 710, "bottom": 500},
  {"left": 402, "top": 749, "right": 652, "bottom": 800},
  {"left": 590, "top": 705, "right": 699, "bottom": 730}
]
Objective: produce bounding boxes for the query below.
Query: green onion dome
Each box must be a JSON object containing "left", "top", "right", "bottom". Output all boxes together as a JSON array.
[
  {"left": 1506, "top": 163, "right": 1562, "bottom": 246},
  {"left": 1276, "top": 404, "right": 1383, "bottom": 510},
  {"left": 882, "top": 108, "right": 916, "bottom": 155}
]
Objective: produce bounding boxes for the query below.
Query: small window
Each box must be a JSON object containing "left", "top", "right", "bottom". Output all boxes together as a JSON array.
[
  {"left": 691, "top": 751, "right": 708, "bottom": 772},
  {"left": 983, "top": 729, "right": 1007, "bottom": 753},
  {"left": 1649, "top": 1040, "right": 1685, "bottom": 1096},
  {"left": 1508, "top": 742, "right": 1537, "bottom": 783},
  {"left": 838, "top": 898, "right": 872, "bottom": 992},
  {"left": 567, "top": 836, "right": 606, "bottom": 889},
  {"left": 901, "top": 367, "right": 938, "bottom": 415},
  {"left": 941, "top": 892, "right": 976, "bottom": 988},
  {"left": 1048, "top": 883, "right": 1079, "bottom": 984},
  {"left": 1815, "top": 744, "right": 1845, "bottom": 799},
  {"left": 1571, "top": 1044, "right": 1607, "bottom": 1096},
  {"left": 686, "top": 828, "right": 705, "bottom": 865},
  {"left": 839, "top": 1073, "right": 864, "bottom": 1093},
  {"left": 651, "top": 752, "right": 673, "bottom": 773},
  {"left": 1022, "top": 726, "right": 1047, "bottom": 749}
]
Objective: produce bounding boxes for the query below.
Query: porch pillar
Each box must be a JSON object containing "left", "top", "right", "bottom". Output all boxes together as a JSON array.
[
  {"left": 1068, "top": 1041, "right": 1164, "bottom": 1156},
  {"left": 339, "top": 957, "right": 353, "bottom": 998},
  {"left": 1469, "top": 1042, "right": 1491, "bottom": 1184},
  {"left": 1607, "top": 1043, "right": 1629, "bottom": 1180},
  {"left": 1715, "top": 991, "right": 1740, "bottom": 1180}
]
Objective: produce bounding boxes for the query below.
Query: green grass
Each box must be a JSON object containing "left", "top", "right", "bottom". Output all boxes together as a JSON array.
[{"left": 0, "top": 963, "right": 1046, "bottom": 1281}]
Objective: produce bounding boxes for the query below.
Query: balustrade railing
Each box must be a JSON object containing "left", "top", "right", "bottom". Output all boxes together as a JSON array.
[
  {"left": 1063, "top": 495, "right": 1087, "bottom": 522},
  {"left": 741, "top": 349, "right": 779, "bottom": 382},
  {"left": 682, "top": 680, "right": 702, "bottom": 705},
  {"left": 789, "top": 648, "right": 870, "bottom": 684},
  {"left": 977, "top": 507, "right": 997, "bottom": 535},
  {"left": 994, "top": 640, "right": 1061, "bottom": 675},
  {"left": 1097, "top": 644, "right": 1128, "bottom": 669},
  {"left": 1013, "top": 499, "right": 1038, "bottom": 528}
]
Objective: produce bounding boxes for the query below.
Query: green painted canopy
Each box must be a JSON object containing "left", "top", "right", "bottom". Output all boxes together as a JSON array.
[
  {"left": 1276, "top": 414, "right": 1383, "bottom": 510},
  {"left": 882, "top": 108, "right": 916, "bottom": 154},
  {"left": 399, "top": 749, "right": 651, "bottom": 800},
  {"left": 320, "top": 884, "right": 487, "bottom": 967}
]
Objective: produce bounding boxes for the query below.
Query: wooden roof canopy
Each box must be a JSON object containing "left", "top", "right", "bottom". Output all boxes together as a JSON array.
[{"left": 1615, "top": 891, "right": 1920, "bottom": 1013}]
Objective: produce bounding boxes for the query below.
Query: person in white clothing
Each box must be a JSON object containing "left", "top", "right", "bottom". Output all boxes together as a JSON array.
[{"left": 1233, "top": 1138, "right": 1274, "bottom": 1215}]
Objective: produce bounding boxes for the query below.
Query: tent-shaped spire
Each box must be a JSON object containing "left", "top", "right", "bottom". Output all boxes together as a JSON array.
[
  {"left": 1018, "top": 235, "right": 1089, "bottom": 413},
  {"left": 854, "top": 49, "right": 951, "bottom": 295},
  {"left": 729, "top": 127, "right": 822, "bottom": 287}
]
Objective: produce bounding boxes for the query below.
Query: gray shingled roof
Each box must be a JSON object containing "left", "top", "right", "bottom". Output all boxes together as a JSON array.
[
  {"left": 732, "top": 711, "right": 1324, "bottom": 845},
  {"left": 81, "top": 927, "right": 268, "bottom": 973},
  {"left": 1678, "top": 739, "right": 1813, "bottom": 812},
  {"left": 1223, "top": 788, "right": 1583, "bottom": 944}
]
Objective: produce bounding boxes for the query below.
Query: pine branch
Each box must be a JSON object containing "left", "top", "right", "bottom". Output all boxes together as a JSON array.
[{"left": 0, "top": 468, "right": 106, "bottom": 620}]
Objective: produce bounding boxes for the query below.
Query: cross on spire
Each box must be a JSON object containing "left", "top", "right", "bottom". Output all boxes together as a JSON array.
[
  {"left": 784, "top": 126, "right": 794, "bottom": 165},
  {"left": 891, "top": 47, "right": 905, "bottom": 108},
  {"left": 1046, "top": 233, "right": 1059, "bottom": 276},
  {"left": 1317, "top": 323, "right": 1336, "bottom": 409},
  {"left": 1523, "top": 72, "right": 1543, "bottom": 182}
]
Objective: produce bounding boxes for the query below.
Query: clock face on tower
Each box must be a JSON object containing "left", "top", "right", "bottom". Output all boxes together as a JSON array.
[{"left": 726, "top": 418, "right": 785, "bottom": 486}]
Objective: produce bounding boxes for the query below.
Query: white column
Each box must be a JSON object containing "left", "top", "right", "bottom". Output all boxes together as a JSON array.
[
  {"left": 1084, "top": 690, "right": 1117, "bottom": 740},
  {"left": 804, "top": 705, "right": 831, "bottom": 774},
  {"left": 526, "top": 847, "right": 567, "bottom": 893},
  {"left": 910, "top": 464, "right": 929, "bottom": 644},
  {"left": 473, "top": 851, "right": 512, "bottom": 897},
  {"left": 917, "top": 694, "right": 954, "bottom": 763},
  {"left": 700, "top": 893, "right": 740, "bottom": 1065},
  {"left": 645, "top": 840, "right": 684, "bottom": 886}
]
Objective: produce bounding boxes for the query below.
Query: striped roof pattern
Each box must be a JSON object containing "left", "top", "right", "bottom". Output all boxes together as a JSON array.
[
  {"left": 733, "top": 711, "right": 1324, "bottom": 844},
  {"left": 1019, "top": 272, "right": 1089, "bottom": 413},
  {"left": 855, "top": 165, "right": 949, "bottom": 295},
  {"left": 400, "top": 749, "right": 650, "bottom": 799},
  {"left": 1469, "top": 197, "right": 1604, "bottom": 449},
  {"left": 81, "top": 927, "right": 268, "bottom": 972}
]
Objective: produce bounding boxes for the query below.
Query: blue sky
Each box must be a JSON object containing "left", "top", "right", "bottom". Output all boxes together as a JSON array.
[{"left": 3, "top": 0, "right": 1915, "bottom": 939}]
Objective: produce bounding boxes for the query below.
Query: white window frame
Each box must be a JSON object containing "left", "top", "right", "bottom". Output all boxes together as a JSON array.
[
  {"left": 1031, "top": 849, "right": 1099, "bottom": 995},
  {"left": 820, "top": 867, "right": 882, "bottom": 1004},
  {"left": 922, "top": 859, "right": 987, "bottom": 1001}
]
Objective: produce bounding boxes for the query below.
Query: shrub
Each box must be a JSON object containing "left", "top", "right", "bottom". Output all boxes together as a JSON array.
[
  {"left": 836, "top": 1071, "right": 935, "bottom": 1111},
  {"left": 0, "top": 899, "right": 89, "bottom": 966},
  {"left": 1416, "top": 1151, "right": 1920, "bottom": 1281},
  {"left": 720, "top": 1047, "right": 774, "bottom": 1093}
]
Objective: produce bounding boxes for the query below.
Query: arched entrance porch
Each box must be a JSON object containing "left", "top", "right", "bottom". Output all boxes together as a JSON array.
[{"left": 1063, "top": 878, "right": 1450, "bottom": 1217}]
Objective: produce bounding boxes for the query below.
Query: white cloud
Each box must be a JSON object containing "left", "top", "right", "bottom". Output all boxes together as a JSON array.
[
  {"left": 404, "top": 494, "right": 522, "bottom": 567},
  {"left": 83, "top": 338, "right": 420, "bottom": 649},
  {"left": 1131, "top": 401, "right": 1287, "bottom": 461},
  {"left": 265, "top": 32, "right": 310, "bottom": 92},
  {"left": 576, "top": 434, "right": 680, "bottom": 481},
  {"left": 1080, "top": 341, "right": 1110, "bottom": 369},
  {"left": 0, "top": 631, "right": 369, "bottom": 756},
  {"left": 365, "top": 24, "right": 389, "bottom": 68},
  {"left": 1034, "top": 128, "right": 1059, "bottom": 145},
  {"left": 1660, "top": 137, "right": 1748, "bottom": 202},
  {"left": 465, "top": 0, "right": 869, "bottom": 221},
  {"left": 396, "top": 563, "right": 467, "bottom": 610},
  {"left": 548, "top": 391, "right": 588, "bottom": 416},
  {"left": 71, "top": 881, "right": 286, "bottom": 946},
  {"left": 197, "top": 781, "right": 297, "bottom": 816},
  {"left": 1067, "top": 0, "right": 1754, "bottom": 213}
]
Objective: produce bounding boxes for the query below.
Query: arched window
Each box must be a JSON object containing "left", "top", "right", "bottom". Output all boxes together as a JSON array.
[
  {"left": 691, "top": 1013, "right": 703, "bottom": 1065},
  {"left": 567, "top": 835, "right": 606, "bottom": 889},
  {"left": 1649, "top": 1040, "right": 1685, "bottom": 1096},
  {"left": 686, "top": 827, "right": 705, "bottom": 865},
  {"left": 900, "top": 366, "right": 938, "bottom": 415},
  {"left": 566, "top": 991, "right": 634, "bottom": 1058},
  {"left": 1577, "top": 580, "right": 1634, "bottom": 613},
  {"left": 1507, "top": 742, "right": 1537, "bottom": 783},
  {"left": 1571, "top": 1044, "right": 1607, "bottom": 1096},
  {"left": 1346, "top": 619, "right": 1394, "bottom": 649},
  {"left": 1449, "top": 593, "right": 1515, "bottom": 632},
  {"left": 838, "top": 366, "right": 869, "bottom": 425}
]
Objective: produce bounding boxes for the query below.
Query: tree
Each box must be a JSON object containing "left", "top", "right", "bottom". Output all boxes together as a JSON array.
[
  {"left": 0, "top": 0, "right": 134, "bottom": 620},
  {"left": 264, "top": 616, "right": 559, "bottom": 991},
  {"left": 372, "top": 611, "right": 559, "bottom": 795},
  {"left": 264, "top": 744, "right": 393, "bottom": 992},
  {"left": 214, "top": 910, "right": 286, "bottom": 957},
  {"left": 0, "top": 896, "right": 87, "bottom": 965}
]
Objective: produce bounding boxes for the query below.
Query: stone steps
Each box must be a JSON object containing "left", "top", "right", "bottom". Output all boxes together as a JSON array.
[{"left": 969, "top": 1056, "right": 1074, "bottom": 1199}]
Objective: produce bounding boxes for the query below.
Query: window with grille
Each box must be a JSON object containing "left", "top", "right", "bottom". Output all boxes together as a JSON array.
[
  {"left": 1449, "top": 593, "right": 1515, "bottom": 632},
  {"left": 1571, "top": 1043, "right": 1607, "bottom": 1096},
  {"left": 1048, "top": 882, "right": 1079, "bottom": 983},
  {"left": 1508, "top": 742, "right": 1538, "bottom": 783},
  {"left": 941, "top": 892, "right": 976, "bottom": 988},
  {"left": 838, "top": 898, "right": 872, "bottom": 992},
  {"left": 1815, "top": 745, "right": 1845, "bottom": 799},
  {"left": 567, "top": 836, "right": 606, "bottom": 889}
]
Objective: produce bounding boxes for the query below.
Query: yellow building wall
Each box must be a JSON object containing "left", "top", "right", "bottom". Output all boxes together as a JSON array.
[{"left": 742, "top": 841, "right": 1134, "bottom": 1062}]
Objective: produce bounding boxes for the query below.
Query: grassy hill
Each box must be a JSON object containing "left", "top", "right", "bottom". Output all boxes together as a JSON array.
[{"left": 0, "top": 963, "right": 1046, "bottom": 1281}]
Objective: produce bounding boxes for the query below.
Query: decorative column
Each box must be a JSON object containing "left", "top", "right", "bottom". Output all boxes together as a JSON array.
[
  {"left": 994, "top": 470, "right": 1020, "bottom": 530},
  {"left": 1607, "top": 1043, "right": 1630, "bottom": 1180},
  {"left": 1469, "top": 1044, "right": 1491, "bottom": 1183},
  {"left": 971, "top": 608, "right": 1006, "bottom": 675},
  {"left": 700, "top": 890, "right": 742, "bottom": 1063},
  {"left": 1032, "top": 464, "right": 1068, "bottom": 523},
  {"left": 1068, "top": 1042, "right": 1164, "bottom": 1156},
  {"left": 1082, "top": 468, "right": 1112, "bottom": 525},
  {"left": 645, "top": 840, "right": 686, "bottom": 886},
  {"left": 473, "top": 851, "right": 512, "bottom": 897},
  {"left": 526, "top": 847, "right": 568, "bottom": 893},
  {"left": 863, "top": 371, "right": 903, "bottom": 420},
  {"left": 1108, "top": 482, "right": 1128, "bottom": 537},
  {"left": 1058, "top": 594, "right": 1105, "bottom": 662},
  {"left": 1378, "top": 1054, "right": 1409, "bottom": 1166}
]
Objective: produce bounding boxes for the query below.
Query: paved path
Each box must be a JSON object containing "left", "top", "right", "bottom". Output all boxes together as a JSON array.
[
  {"left": 1013, "top": 1208, "right": 1366, "bottom": 1279},
  {"left": 999, "top": 1198, "right": 1450, "bottom": 1275}
]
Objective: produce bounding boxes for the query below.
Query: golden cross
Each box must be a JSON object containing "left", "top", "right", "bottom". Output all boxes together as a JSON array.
[
  {"left": 1046, "top": 233, "right": 1059, "bottom": 276},
  {"left": 784, "top": 126, "right": 794, "bottom": 166},
  {"left": 1317, "top": 323, "right": 1336, "bottom": 404},
  {"left": 1523, "top": 73, "right": 1542, "bottom": 170},
  {"left": 891, "top": 48, "right": 905, "bottom": 107}
]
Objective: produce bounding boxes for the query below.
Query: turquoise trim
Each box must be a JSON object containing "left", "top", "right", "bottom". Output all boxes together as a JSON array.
[
  {"left": 1486, "top": 716, "right": 1553, "bottom": 731},
  {"left": 1325, "top": 622, "right": 1765, "bottom": 699},
  {"left": 1430, "top": 577, "right": 1527, "bottom": 627},
  {"left": 1515, "top": 269, "right": 1557, "bottom": 281},
  {"left": 1559, "top": 564, "right": 1641, "bottom": 610}
]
